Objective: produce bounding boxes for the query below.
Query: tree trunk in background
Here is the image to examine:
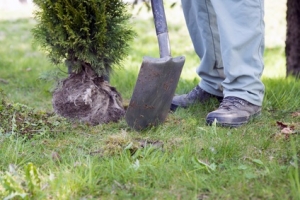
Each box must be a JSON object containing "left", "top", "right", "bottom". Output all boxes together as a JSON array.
[{"left": 286, "top": 0, "right": 300, "bottom": 77}]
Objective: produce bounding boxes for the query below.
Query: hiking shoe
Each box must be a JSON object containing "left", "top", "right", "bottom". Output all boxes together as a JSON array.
[
  {"left": 206, "top": 96, "right": 261, "bottom": 127},
  {"left": 170, "top": 85, "right": 222, "bottom": 111}
]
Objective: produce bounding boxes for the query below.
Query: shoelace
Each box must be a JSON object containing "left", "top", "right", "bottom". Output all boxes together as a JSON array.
[{"left": 219, "top": 97, "right": 246, "bottom": 110}]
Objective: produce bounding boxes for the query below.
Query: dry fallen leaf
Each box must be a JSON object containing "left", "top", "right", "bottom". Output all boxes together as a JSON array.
[
  {"left": 276, "top": 121, "right": 288, "bottom": 129},
  {"left": 51, "top": 151, "right": 61, "bottom": 162},
  {"left": 281, "top": 127, "right": 294, "bottom": 134},
  {"left": 291, "top": 112, "right": 300, "bottom": 117},
  {"left": 274, "top": 121, "right": 297, "bottom": 140}
]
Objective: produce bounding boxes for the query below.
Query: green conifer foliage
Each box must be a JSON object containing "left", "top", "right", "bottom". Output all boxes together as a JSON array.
[{"left": 32, "top": 0, "right": 135, "bottom": 76}]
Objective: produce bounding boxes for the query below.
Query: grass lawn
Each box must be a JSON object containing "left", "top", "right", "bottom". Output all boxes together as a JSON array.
[{"left": 1, "top": 2, "right": 300, "bottom": 199}]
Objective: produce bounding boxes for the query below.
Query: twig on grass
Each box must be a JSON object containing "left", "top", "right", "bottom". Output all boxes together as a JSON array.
[{"left": 0, "top": 78, "right": 8, "bottom": 84}]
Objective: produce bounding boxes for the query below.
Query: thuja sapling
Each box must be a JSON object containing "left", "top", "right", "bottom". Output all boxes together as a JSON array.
[{"left": 32, "top": 0, "right": 135, "bottom": 124}]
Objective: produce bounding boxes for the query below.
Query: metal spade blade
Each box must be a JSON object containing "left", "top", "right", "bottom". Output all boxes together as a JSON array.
[{"left": 125, "top": 0, "right": 185, "bottom": 130}]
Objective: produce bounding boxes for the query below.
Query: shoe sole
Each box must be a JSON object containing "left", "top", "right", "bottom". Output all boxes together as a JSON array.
[
  {"left": 206, "top": 111, "right": 261, "bottom": 128},
  {"left": 170, "top": 103, "right": 188, "bottom": 112}
]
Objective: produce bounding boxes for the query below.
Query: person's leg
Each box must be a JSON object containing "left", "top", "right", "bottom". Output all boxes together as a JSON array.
[
  {"left": 211, "top": 0, "right": 265, "bottom": 106},
  {"left": 206, "top": 0, "right": 265, "bottom": 126},
  {"left": 171, "top": 0, "right": 224, "bottom": 110}
]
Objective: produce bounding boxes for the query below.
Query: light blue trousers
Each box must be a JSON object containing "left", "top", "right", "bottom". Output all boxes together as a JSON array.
[{"left": 181, "top": 0, "right": 265, "bottom": 106}]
